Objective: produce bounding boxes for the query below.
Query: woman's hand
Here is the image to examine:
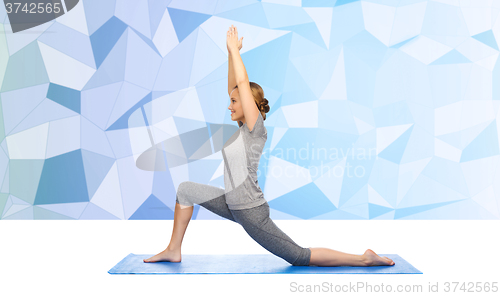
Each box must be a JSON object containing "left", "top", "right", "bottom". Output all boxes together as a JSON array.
[{"left": 227, "top": 25, "right": 243, "bottom": 53}]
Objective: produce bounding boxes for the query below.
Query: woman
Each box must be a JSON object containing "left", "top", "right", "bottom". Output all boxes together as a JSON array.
[{"left": 144, "top": 25, "right": 395, "bottom": 267}]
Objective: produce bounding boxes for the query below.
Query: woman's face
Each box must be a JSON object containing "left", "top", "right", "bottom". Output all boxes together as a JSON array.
[{"left": 228, "top": 88, "right": 244, "bottom": 123}]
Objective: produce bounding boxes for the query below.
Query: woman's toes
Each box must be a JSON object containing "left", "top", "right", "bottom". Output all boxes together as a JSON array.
[{"left": 381, "top": 256, "right": 394, "bottom": 265}]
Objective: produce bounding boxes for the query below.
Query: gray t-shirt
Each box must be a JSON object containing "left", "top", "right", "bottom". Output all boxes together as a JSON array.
[{"left": 222, "top": 112, "right": 268, "bottom": 210}]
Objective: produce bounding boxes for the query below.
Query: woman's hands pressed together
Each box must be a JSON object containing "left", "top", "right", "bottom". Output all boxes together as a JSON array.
[{"left": 227, "top": 25, "right": 243, "bottom": 53}]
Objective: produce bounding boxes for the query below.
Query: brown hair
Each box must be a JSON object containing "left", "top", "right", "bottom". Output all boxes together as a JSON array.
[{"left": 233, "top": 82, "right": 270, "bottom": 120}]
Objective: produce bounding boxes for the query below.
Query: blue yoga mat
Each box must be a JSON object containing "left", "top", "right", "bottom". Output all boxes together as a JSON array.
[{"left": 108, "top": 253, "right": 422, "bottom": 274}]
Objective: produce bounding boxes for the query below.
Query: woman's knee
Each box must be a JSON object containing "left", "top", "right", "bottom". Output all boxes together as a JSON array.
[
  {"left": 291, "top": 247, "right": 311, "bottom": 266},
  {"left": 176, "top": 181, "right": 194, "bottom": 206},
  {"left": 178, "top": 181, "right": 194, "bottom": 191},
  {"left": 178, "top": 181, "right": 199, "bottom": 195}
]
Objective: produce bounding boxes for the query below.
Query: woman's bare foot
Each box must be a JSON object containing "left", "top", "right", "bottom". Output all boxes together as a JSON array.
[
  {"left": 143, "top": 247, "right": 181, "bottom": 263},
  {"left": 362, "top": 249, "right": 395, "bottom": 266}
]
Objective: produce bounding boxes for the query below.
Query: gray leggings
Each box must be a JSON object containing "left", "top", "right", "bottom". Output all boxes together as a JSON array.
[{"left": 176, "top": 181, "right": 311, "bottom": 266}]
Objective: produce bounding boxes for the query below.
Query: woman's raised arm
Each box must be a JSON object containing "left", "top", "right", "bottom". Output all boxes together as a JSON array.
[
  {"left": 227, "top": 25, "right": 242, "bottom": 95},
  {"left": 228, "top": 54, "right": 236, "bottom": 95},
  {"left": 227, "top": 25, "right": 259, "bottom": 132}
]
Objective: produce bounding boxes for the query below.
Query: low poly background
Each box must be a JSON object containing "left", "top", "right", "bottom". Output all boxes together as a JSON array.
[{"left": 0, "top": 0, "right": 499, "bottom": 220}]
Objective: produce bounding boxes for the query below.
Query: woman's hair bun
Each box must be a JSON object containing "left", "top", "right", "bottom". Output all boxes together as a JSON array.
[{"left": 259, "top": 98, "right": 270, "bottom": 113}]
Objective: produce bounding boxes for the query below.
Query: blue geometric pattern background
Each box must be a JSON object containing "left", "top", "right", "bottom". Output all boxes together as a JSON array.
[{"left": 1, "top": 0, "right": 499, "bottom": 220}]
